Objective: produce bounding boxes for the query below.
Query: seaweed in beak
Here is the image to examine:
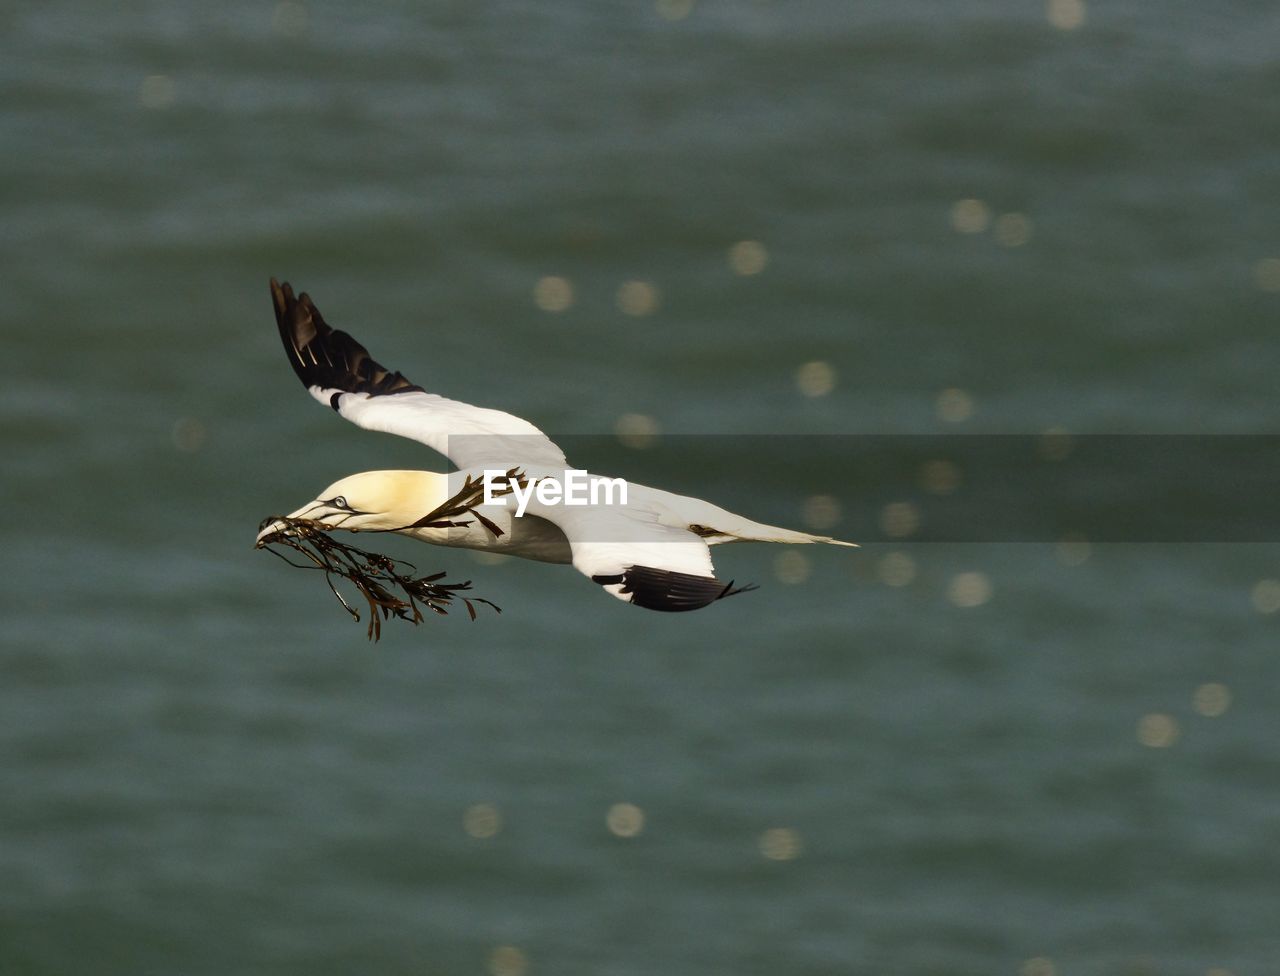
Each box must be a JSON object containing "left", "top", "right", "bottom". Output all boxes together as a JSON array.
[{"left": 254, "top": 515, "right": 499, "bottom": 641}]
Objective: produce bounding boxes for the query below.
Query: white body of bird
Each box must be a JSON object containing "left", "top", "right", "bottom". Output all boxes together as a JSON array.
[{"left": 259, "top": 280, "right": 854, "bottom": 612}]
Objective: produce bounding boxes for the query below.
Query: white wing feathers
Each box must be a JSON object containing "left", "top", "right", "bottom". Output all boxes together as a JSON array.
[
  {"left": 331, "top": 391, "right": 568, "bottom": 472},
  {"left": 271, "top": 279, "right": 566, "bottom": 472}
]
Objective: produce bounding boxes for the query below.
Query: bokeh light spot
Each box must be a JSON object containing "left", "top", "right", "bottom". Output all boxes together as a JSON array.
[
  {"left": 1254, "top": 257, "right": 1280, "bottom": 292},
  {"left": 1046, "top": 0, "right": 1086, "bottom": 31},
  {"left": 728, "top": 240, "right": 769, "bottom": 276},
  {"left": 1251, "top": 578, "right": 1280, "bottom": 614},
  {"left": 801, "top": 494, "right": 842, "bottom": 531},
  {"left": 936, "top": 387, "right": 974, "bottom": 423},
  {"left": 759, "top": 827, "right": 803, "bottom": 861},
  {"left": 533, "top": 275, "right": 574, "bottom": 312},
  {"left": 463, "top": 803, "right": 502, "bottom": 839},
  {"left": 879, "top": 501, "right": 920, "bottom": 539},
  {"left": 656, "top": 0, "right": 695, "bottom": 21},
  {"left": 947, "top": 571, "right": 992, "bottom": 608},
  {"left": 994, "top": 212, "right": 1033, "bottom": 247},
  {"left": 139, "top": 74, "right": 175, "bottom": 109},
  {"left": 950, "top": 198, "right": 991, "bottom": 234},
  {"left": 616, "top": 280, "right": 660, "bottom": 317},
  {"left": 774, "top": 550, "right": 811, "bottom": 585},
  {"left": 1137, "top": 713, "right": 1179, "bottom": 748},
  {"left": 877, "top": 551, "right": 916, "bottom": 587},
  {"left": 488, "top": 945, "right": 527, "bottom": 976},
  {"left": 1192, "top": 682, "right": 1231, "bottom": 718},
  {"left": 614, "top": 413, "right": 660, "bottom": 450},
  {"left": 795, "top": 360, "right": 836, "bottom": 398},
  {"left": 606, "top": 802, "right": 645, "bottom": 838},
  {"left": 1021, "top": 957, "right": 1057, "bottom": 976},
  {"left": 919, "top": 458, "right": 961, "bottom": 495}
]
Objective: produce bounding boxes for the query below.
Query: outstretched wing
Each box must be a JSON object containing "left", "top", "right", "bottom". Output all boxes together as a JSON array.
[{"left": 270, "top": 278, "right": 569, "bottom": 472}]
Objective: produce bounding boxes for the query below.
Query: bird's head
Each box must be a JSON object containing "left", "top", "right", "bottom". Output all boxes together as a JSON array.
[{"left": 255, "top": 470, "right": 453, "bottom": 545}]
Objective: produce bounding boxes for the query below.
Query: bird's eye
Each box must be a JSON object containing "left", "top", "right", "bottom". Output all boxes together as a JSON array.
[{"left": 332, "top": 495, "right": 348, "bottom": 509}]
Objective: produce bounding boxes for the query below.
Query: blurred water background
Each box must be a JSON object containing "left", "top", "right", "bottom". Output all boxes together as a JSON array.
[{"left": 3, "top": 1, "right": 1279, "bottom": 973}]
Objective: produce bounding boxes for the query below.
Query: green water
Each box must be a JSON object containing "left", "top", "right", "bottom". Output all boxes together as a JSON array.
[{"left": 3, "top": 2, "right": 1279, "bottom": 973}]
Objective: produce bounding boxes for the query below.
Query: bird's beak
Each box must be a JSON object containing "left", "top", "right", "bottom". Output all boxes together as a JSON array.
[{"left": 255, "top": 500, "right": 325, "bottom": 548}]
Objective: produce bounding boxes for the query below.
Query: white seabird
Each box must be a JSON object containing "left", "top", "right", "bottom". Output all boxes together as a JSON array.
[{"left": 257, "top": 279, "right": 856, "bottom": 612}]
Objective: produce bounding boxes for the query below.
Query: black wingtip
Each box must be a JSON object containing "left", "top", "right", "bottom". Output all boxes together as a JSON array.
[
  {"left": 267, "top": 278, "right": 425, "bottom": 398},
  {"left": 596, "top": 565, "right": 759, "bottom": 612},
  {"left": 269, "top": 277, "right": 286, "bottom": 321},
  {"left": 269, "top": 278, "right": 313, "bottom": 388}
]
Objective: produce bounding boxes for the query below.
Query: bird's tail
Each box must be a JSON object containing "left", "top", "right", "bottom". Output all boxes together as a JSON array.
[
  {"left": 643, "top": 486, "right": 859, "bottom": 548},
  {"left": 697, "top": 515, "right": 858, "bottom": 548},
  {"left": 723, "top": 523, "right": 858, "bottom": 547}
]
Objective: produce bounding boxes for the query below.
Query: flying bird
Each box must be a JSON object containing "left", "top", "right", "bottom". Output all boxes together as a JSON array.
[{"left": 258, "top": 279, "right": 855, "bottom": 612}]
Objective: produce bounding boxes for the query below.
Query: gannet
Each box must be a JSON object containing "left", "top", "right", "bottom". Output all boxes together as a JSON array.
[{"left": 257, "top": 279, "right": 855, "bottom": 612}]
